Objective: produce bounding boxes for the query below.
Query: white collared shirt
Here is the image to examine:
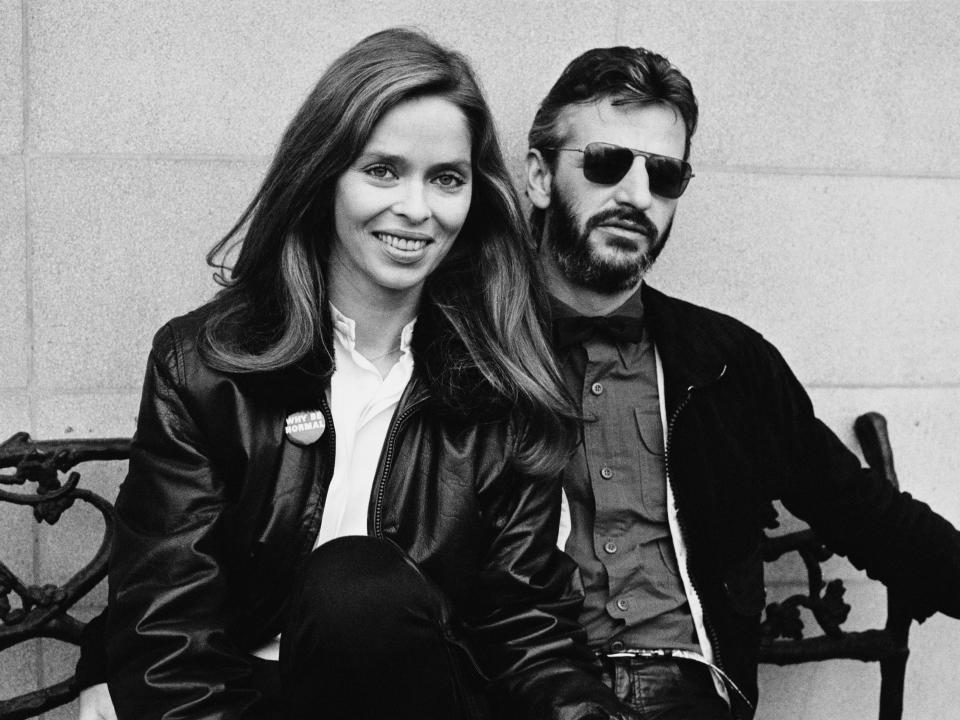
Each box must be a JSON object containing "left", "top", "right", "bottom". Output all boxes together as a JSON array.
[{"left": 314, "top": 303, "right": 416, "bottom": 547}]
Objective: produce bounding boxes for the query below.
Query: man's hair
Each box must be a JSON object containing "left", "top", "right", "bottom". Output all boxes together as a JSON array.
[
  {"left": 201, "top": 27, "right": 577, "bottom": 476},
  {"left": 527, "top": 46, "right": 699, "bottom": 239}
]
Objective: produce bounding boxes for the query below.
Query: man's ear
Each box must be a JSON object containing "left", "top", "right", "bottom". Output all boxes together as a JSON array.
[{"left": 525, "top": 149, "right": 553, "bottom": 210}]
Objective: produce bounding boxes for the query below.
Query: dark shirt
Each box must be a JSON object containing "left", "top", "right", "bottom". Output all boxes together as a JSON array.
[{"left": 551, "top": 286, "right": 698, "bottom": 652}]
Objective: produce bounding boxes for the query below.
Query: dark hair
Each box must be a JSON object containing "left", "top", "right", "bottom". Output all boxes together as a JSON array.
[
  {"left": 527, "top": 46, "right": 699, "bottom": 239},
  {"left": 201, "top": 27, "right": 575, "bottom": 476}
]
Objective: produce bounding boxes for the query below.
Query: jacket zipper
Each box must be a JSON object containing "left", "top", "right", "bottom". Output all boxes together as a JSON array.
[
  {"left": 372, "top": 396, "right": 426, "bottom": 539},
  {"left": 300, "top": 393, "right": 337, "bottom": 559},
  {"left": 664, "top": 366, "right": 748, "bottom": 719},
  {"left": 367, "top": 395, "right": 484, "bottom": 719},
  {"left": 320, "top": 392, "right": 336, "bottom": 469}
]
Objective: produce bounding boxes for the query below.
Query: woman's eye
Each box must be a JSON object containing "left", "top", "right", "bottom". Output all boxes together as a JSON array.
[
  {"left": 364, "top": 164, "right": 397, "bottom": 180},
  {"left": 434, "top": 172, "right": 466, "bottom": 190}
]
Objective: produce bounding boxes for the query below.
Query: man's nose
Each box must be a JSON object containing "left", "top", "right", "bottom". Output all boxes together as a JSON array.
[
  {"left": 612, "top": 159, "right": 654, "bottom": 210},
  {"left": 392, "top": 181, "right": 432, "bottom": 224}
]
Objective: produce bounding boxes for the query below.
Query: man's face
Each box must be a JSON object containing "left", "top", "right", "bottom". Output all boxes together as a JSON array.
[{"left": 535, "top": 99, "right": 687, "bottom": 295}]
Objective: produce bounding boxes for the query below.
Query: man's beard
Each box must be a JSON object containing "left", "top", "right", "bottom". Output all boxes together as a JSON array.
[{"left": 544, "top": 187, "right": 671, "bottom": 294}]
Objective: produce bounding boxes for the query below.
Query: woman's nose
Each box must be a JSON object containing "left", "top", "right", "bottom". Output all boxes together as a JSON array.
[{"left": 391, "top": 182, "right": 432, "bottom": 224}]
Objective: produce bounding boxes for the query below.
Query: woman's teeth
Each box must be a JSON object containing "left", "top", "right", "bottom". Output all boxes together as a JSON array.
[{"left": 376, "top": 233, "right": 428, "bottom": 251}]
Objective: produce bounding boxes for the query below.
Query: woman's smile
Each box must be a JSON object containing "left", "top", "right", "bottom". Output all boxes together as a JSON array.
[{"left": 373, "top": 230, "right": 433, "bottom": 262}]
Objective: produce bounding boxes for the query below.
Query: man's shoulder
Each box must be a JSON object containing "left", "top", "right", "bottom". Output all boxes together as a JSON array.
[
  {"left": 643, "top": 284, "right": 791, "bottom": 391},
  {"left": 643, "top": 284, "right": 764, "bottom": 346}
]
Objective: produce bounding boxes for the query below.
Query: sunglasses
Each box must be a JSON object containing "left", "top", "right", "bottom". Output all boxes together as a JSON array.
[{"left": 547, "top": 142, "right": 694, "bottom": 199}]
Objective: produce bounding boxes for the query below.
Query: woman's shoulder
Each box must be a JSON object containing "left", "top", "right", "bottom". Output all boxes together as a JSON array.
[
  {"left": 147, "top": 302, "right": 219, "bottom": 386},
  {"left": 148, "top": 300, "right": 329, "bottom": 409}
]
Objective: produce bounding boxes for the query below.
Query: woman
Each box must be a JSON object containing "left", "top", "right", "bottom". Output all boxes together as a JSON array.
[{"left": 76, "top": 27, "right": 633, "bottom": 720}]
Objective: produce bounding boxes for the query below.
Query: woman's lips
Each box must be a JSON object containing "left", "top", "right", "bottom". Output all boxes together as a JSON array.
[{"left": 374, "top": 231, "right": 431, "bottom": 252}]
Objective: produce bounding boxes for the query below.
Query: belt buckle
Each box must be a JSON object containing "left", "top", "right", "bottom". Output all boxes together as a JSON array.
[{"left": 603, "top": 647, "right": 673, "bottom": 660}]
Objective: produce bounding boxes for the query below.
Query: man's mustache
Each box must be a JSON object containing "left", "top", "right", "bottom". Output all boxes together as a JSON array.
[{"left": 583, "top": 207, "right": 658, "bottom": 241}]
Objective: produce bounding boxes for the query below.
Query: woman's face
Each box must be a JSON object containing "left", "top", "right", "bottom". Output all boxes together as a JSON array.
[{"left": 329, "top": 95, "right": 473, "bottom": 309}]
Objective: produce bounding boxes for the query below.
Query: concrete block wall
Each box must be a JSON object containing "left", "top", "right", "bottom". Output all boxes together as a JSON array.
[{"left": 2, "top": 1, "right": 958, "bottom": 717}]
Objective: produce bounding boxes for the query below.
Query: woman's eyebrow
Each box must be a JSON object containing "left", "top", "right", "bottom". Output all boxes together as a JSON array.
[
  {"left": 430, "top": 158, "right": 472, "bottom": 173},
  {"left": 355, "top": 150, "right": 405, "bottom": 165}
]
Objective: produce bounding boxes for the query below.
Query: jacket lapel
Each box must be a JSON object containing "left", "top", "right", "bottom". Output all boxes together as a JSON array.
[{"left": 642, "top": 283, "right": 730, "bottom": 415}]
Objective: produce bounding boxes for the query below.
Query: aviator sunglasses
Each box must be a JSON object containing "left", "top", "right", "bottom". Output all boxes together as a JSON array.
[{"left": 547, "top": 142, "right": 694, "bottom": 199}]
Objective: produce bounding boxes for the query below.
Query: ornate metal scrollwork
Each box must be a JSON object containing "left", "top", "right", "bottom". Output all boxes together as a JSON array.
[
  {"left": 0, "top": 433, "right": 129, "bottom": 720},
  {"left": 759, "top": 526, "right": 852, "bottom": 646},
  {"left": 757, "top": 412, "right": 911, "bottom": 698}
]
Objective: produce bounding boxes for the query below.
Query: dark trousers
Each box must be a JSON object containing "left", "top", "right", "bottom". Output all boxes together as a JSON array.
[
  {"left": 600, "top": 656, "right": 734, "bottom": 720},
  {"left": 246, "top": 536, "right": 487, "bottom": 720}
]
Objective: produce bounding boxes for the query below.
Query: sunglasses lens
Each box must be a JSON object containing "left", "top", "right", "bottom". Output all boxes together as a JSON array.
[
  {"left": 645, "top": 155, "right": 691, "bottom": 199},
  {"left": 579, "top": 143, "right": 692, "bottom": 198},
  {"left": 582, "top": 144, "right": 634, "bottom": 185}
]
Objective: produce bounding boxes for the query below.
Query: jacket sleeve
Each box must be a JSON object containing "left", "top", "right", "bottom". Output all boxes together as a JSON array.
[
  {"left": 464, "top": 450, "right": 635, "bottom": 720},
  {"left": 756, "top": 338, "right": 960, "bottom": 622},
  {"left": 105, "top": 325, "right": 258, "bottom": 719},
  {"left": 75, "top": 607, "right": 108, "bottom": 689}
]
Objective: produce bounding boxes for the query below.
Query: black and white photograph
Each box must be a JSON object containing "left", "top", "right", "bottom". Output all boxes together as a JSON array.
[{"left": 2, "top": 2, "right": 959, "bottom": 719}]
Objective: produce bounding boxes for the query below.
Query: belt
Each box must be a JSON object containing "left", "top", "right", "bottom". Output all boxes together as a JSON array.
[{"left": 598, "top": 647, "right": 755, "bottom": 712}]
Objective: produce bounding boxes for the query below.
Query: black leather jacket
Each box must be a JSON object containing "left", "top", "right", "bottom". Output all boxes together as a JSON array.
[
  {"left": 642, "top": 283, "right": 960, "bottom": 718},
  {"left": 97, "top": 304, "right": 629, "bottom": 720}
]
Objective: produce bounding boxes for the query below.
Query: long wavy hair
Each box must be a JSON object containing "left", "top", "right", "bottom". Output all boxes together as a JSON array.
[{"left": 201, "top": 27, "right": 576, "bottom": 476}]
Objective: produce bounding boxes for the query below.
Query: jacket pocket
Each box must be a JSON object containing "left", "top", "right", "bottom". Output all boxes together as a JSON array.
[{"left": 723, "top": 545, "right": 766, "bottom": 616}]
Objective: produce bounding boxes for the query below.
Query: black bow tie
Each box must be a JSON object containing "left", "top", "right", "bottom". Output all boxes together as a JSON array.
[{"left": 553, "top": 314, "right": 644, "bottom": 349}]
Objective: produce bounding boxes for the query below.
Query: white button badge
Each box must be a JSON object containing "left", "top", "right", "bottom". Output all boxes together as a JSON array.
[{"left": 284, "top": 410, "right": 326, "bottom": 446}]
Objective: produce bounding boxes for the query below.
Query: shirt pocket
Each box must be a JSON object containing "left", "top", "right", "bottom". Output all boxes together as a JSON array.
[
  {"left": 634, "top": 407, "right": 666, "bottom": 517},
  {"left": 634, "top": 406, "right": 665, "bottom": 455},
  {"left": 657, "top": 536, "right": 681, "bottom": 578}
]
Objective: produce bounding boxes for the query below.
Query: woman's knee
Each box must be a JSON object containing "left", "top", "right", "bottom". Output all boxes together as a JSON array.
[{"left": 289, "top": 536, "right": 449, "bottom": 628}]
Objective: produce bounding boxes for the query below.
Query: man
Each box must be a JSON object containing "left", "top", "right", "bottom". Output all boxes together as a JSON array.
[{"left": 525, "top": 46, "right": 960, "bottom": 719}]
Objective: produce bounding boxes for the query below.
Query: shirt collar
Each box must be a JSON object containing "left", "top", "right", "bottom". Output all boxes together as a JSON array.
[
  {"left": 548, "top": 281, "right": 645, "bottom": 321},
  {"left": 329, "top": 303, "right": 416, "bottom": 354}
]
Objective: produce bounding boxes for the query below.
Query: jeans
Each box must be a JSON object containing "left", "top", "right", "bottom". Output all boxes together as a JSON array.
[{"left": 600, "top": 655, "right": 734, "bottom": 719}]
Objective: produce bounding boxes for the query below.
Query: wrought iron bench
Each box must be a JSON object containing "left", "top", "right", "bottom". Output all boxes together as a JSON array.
[
  {"left": 0, "top": 413, "right": 910, "bottom": 719},
  {"left": 1, "top": 435, "right": 128, "bottom": 720},
  {"left": 757, "top": 412, "right": 910, "bottom": 720}
]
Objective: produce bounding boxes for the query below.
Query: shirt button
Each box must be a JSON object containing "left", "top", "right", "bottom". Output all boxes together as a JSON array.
[
  {"left": 590, "top": 382, "right": 604, "bottom": 395},
  {"left": 610, "top": 640, "right": 626, "bottom": 652},
  {"left": 616, "top": 598, "right": 629, "bottom": 611},
  {"left": 604, "top": 541, "right": 618, "bottom": 554},
  {"left": 599, "top": 466, "right": 613, "bottom": 480}
]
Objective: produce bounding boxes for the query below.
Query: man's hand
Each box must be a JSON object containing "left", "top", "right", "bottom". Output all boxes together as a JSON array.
[{"left": 78, "top": 683, "right": 117, "bottom": 720}]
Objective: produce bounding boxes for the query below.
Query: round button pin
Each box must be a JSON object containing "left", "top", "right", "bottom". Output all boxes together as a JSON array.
[{"left": 284, "top": 409, "right": 326, "bottom": 446}]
